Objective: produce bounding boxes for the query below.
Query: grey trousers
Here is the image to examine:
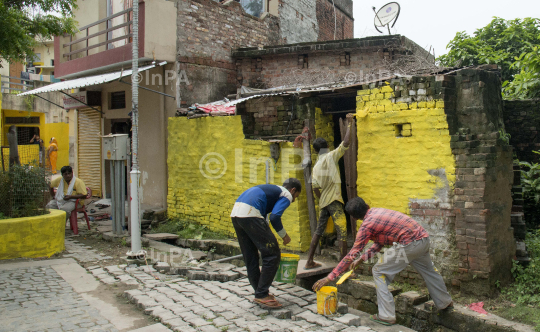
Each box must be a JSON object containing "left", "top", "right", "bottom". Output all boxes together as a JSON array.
[
  {"left": 373, "top": 237, "right": 452, "bottom": 321},
  {"left": 46, "top": 200, "right": 76, "bottom": 221}
]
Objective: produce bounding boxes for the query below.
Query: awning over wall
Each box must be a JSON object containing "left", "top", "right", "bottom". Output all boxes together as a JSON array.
[{"left": 17, "top": 62, "right": 167, "bottom": 96}]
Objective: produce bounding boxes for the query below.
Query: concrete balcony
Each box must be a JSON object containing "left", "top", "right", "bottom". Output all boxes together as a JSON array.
[{"left": 54, "top": 0, "right": 176, "bottom": 79}]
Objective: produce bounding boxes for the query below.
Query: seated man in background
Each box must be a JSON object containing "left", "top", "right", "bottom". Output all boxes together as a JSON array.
[{"left": 47, "top": 166, "right": 87, "bottom": 222}]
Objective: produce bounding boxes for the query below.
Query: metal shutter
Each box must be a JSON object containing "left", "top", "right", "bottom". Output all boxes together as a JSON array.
[{"left": 77, "top": 108, "right": 102, "bottom": 197}]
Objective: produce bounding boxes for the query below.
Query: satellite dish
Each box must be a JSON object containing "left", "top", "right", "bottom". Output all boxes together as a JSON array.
[{"left": 373, "top": 2, "right": 400, "bottom": 34}]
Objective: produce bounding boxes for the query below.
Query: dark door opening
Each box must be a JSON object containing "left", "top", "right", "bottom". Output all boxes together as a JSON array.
[{"left": 332, "top": 112, "right": 352, "bottom": 236}]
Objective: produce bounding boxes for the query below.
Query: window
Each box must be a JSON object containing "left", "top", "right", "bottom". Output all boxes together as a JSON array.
[
  {"left": 298, "top": 54, "right": 308, "bottom": 69},
  {"left": 395, "top": 123, "right": 412, "bottom": 137},
  {"left": 251, "top": 58, "right": 262, "bottom": 72},
  {"left": 5, "top": 117, "right": 40, "bottom": 125},
  {"left": 240, "top": 0, "right": 266, "bottom": 18},
  {"left": 110, "top": 91, "right": 126, "bottom": 110},
  {"left": 340, "top": 52, "right": 351, "bottom": 66}
]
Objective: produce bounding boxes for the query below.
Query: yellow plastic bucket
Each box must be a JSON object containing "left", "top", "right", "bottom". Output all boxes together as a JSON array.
[
  {"left": 317, "top": 286, "right": 337, "bottom": 315},
  {"left": 274, "top": 253, "right": 300, "bottom": 283}
]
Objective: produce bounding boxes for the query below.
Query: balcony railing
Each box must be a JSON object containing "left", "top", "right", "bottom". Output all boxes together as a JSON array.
[
  {"left": 0, "top": 76, "right": 35, "bottom": 93},
  {"left": 63, "top": 7, "right": 133, "bottom": 61}
]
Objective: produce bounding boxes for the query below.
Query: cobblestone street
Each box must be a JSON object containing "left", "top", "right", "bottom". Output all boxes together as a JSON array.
[
  {"left": 0, "top": 236, "right": 413, "bottom": 332},
  {"left": 0, "top": 266, "right": 117, "bottom": 332}
]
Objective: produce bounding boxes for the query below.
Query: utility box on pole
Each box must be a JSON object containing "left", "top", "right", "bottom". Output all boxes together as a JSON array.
[
  {"left": 102, "top": 134, "right": 129, "bottom": 235},
  {"left": 103, "top": 134, "right": 128, "bottom": 160}
]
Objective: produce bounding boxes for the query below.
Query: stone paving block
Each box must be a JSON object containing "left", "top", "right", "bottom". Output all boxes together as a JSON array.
[
  {"left": 185, "top": 317, "right": 212, "bottom": 327},
  {"left": 86, "top": 266, "right": 101, "bottom": 270},
  {"left": 332, "top": 313, "right": 361, "bottom": 326},
  {"left": 197, "top": 325, "right": 221, "bottom": 332},
  {"left": 279, "top": 294, "right": 308, "bottom": 307},
  {"left": 341, "top": 327, "right": 373, "bottom": 332},
  {"left": 246, "top": 324, "right": 267, "bottom": 332},
  {"left": 187, "top": 270, "right": 208, "bottom": 281},
  {"left": 206, "top": 272, "right": 220, "bottom": 281},
  {"left": 220, "top": 311, "right": 239, "bottom": 320},
  {"left": 285, "top": 304, "right": 307, "bottom": 315},
  {"left": 303, "top": 294, "right": 317, "bottom": 302},
  {"left": 140, "top": 266, "right": 157, "bottom": 273},
  {"left": 294, "top": 310, "right": 333, "bottom": 327},
  {"left": 91, "top": 268, "right": 107, "bottom": 276},
  {"left": 163, "top": 317, "right": 190, "bottom": 328},
  {"left": 337, "top": 302, "right": 348, "bottom": 314},
  {"left": 100, "top": 277, "right": 118, "bottom": 284},
  {"left": 155, "top": 262, "right": 171, "bottom": 273},
  {"left": 303, "top": 303, "right": 317, "bottom": 313},
  {"left": 143, "top": 305, "right": 165, "bottom": 315},
  {"left": 104, "top": 266, "right": 122, "bottom": 273},
  {"left": 124, "top": 288, "right": 144, "bottom": 301},
  {"left": 395, "top": 291, "right": 429, "bottom": 314},
  {"left": 138, "top": 298, "right": 160, "bottom": 310},
  {"left": 236, "top": 299, "right": 256, "bottom": 309},
  {"left": 271, "top": 309, "right": 292, "bottom": 319},
  {"left": 172, "top": 326, "right": 197, "bottom": 332},
  {"left": 250, "top": 306, "right": 269, "bottom": 316},
  {"left": 212, "top": 317, "right": 230, "bottom": 327}
]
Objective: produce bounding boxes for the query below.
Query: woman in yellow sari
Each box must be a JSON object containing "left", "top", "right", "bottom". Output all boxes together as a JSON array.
[{"left": 47, "top": 137, "right": 58, "bottom": 174}]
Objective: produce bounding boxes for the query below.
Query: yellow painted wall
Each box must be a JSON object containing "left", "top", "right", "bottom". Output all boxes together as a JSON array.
[
  {"left": 355, "top": 86, "right": 455, "bottom": 218},
  {"left": 42, "top": 123, "right": 70, "bottom": 169},
  {"left": 168, "top": 116, "right": 312, "bottom": 252},
  {"left": 0, "top": 209, "right": 66, "bottom": 259},
  {"left": 1, "top": 109, "right": 45, "bottom": 144},
  {"left": 0, "top": 76, "right": 2, "bottom": 148}
]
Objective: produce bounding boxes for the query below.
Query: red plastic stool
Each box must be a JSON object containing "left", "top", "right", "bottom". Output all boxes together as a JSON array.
[{"left": 69, "top": 187, "right": 92, "bottom": 235}]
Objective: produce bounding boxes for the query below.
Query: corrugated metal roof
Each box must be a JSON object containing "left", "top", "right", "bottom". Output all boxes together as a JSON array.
[{"left": 17, "top": 62, "right": 166, "bottom": 96}]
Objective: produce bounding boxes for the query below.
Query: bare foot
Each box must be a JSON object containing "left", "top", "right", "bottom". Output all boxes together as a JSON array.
[{"left": 304, "top": 261, "right": 322, "bottom": 270}]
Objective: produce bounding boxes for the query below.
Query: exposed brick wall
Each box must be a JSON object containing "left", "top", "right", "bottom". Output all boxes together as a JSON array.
[
  {"left": 177, "top": 0, "right": 282, "bottom": 105},
  {"left": 238, "top": 96, "right": 322, "bottom": 139},
  {"left": 316, "top": 0, "right": 354, "bottom": 41},
  {"left": 234, "top": 37, "right": 428, "bottom": 89},
  {"left": 451, "top": 69, "right": 515, "bottom": 296},
  {"left": 503, "top": 99, "right": 540, "bottom": 163}
]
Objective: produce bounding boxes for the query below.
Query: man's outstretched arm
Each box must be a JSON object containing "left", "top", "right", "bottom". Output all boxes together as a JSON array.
[{"left": 342, "top": 113, "right": 354, "bottom": 148}]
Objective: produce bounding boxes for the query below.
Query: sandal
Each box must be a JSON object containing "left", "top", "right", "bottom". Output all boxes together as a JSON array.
[
  {"left": 369, "top": 314, "right": 396, "bottom": 326},
  {"left": 253, "top": 296, "right": 282, "bottom": 309}
]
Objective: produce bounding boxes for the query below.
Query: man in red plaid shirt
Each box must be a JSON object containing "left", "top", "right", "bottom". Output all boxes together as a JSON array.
[{"left": 313, "top": 197, "right": 453, "bottom": 326}]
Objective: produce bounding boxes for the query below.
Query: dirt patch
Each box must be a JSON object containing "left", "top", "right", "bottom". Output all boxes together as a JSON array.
[
  {"left": 85, "top": 282, "right": 156, "bottom": 331},
  {"left": 69, "top": 229, "right": 133, "bottom": 268}
]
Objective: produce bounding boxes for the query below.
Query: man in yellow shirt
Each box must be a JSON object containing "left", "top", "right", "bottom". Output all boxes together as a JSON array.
[
  {"left": 47, "top": 166, "right": 87, "bottom": 221},
  {"left": 305, "top": 114, "right": 353, "bottom": 270}
]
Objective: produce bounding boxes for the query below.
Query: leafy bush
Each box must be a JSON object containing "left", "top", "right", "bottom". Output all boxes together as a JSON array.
[
  {"left": 519, "top": 159, "right": 540, "bottom": 229},
  {"left": 151, "top": 218, "right": 229, "bottom": 240},
  {"left": 506, "top": 230, "right": 540, "bottom": 306},
  {"left": 0, "top": 164, "right": 50, "bottom": 218}
]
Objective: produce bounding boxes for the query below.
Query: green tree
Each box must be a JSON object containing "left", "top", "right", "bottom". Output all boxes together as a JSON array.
[
  {"left": 438, "top": 17, "right": 540, "bottom": 86},
  {"left": 0, "top": 0, "right": 78, "bottom": 67},
  {"left": 503, "top": 46, "right": 540, "bottom": 99}
]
